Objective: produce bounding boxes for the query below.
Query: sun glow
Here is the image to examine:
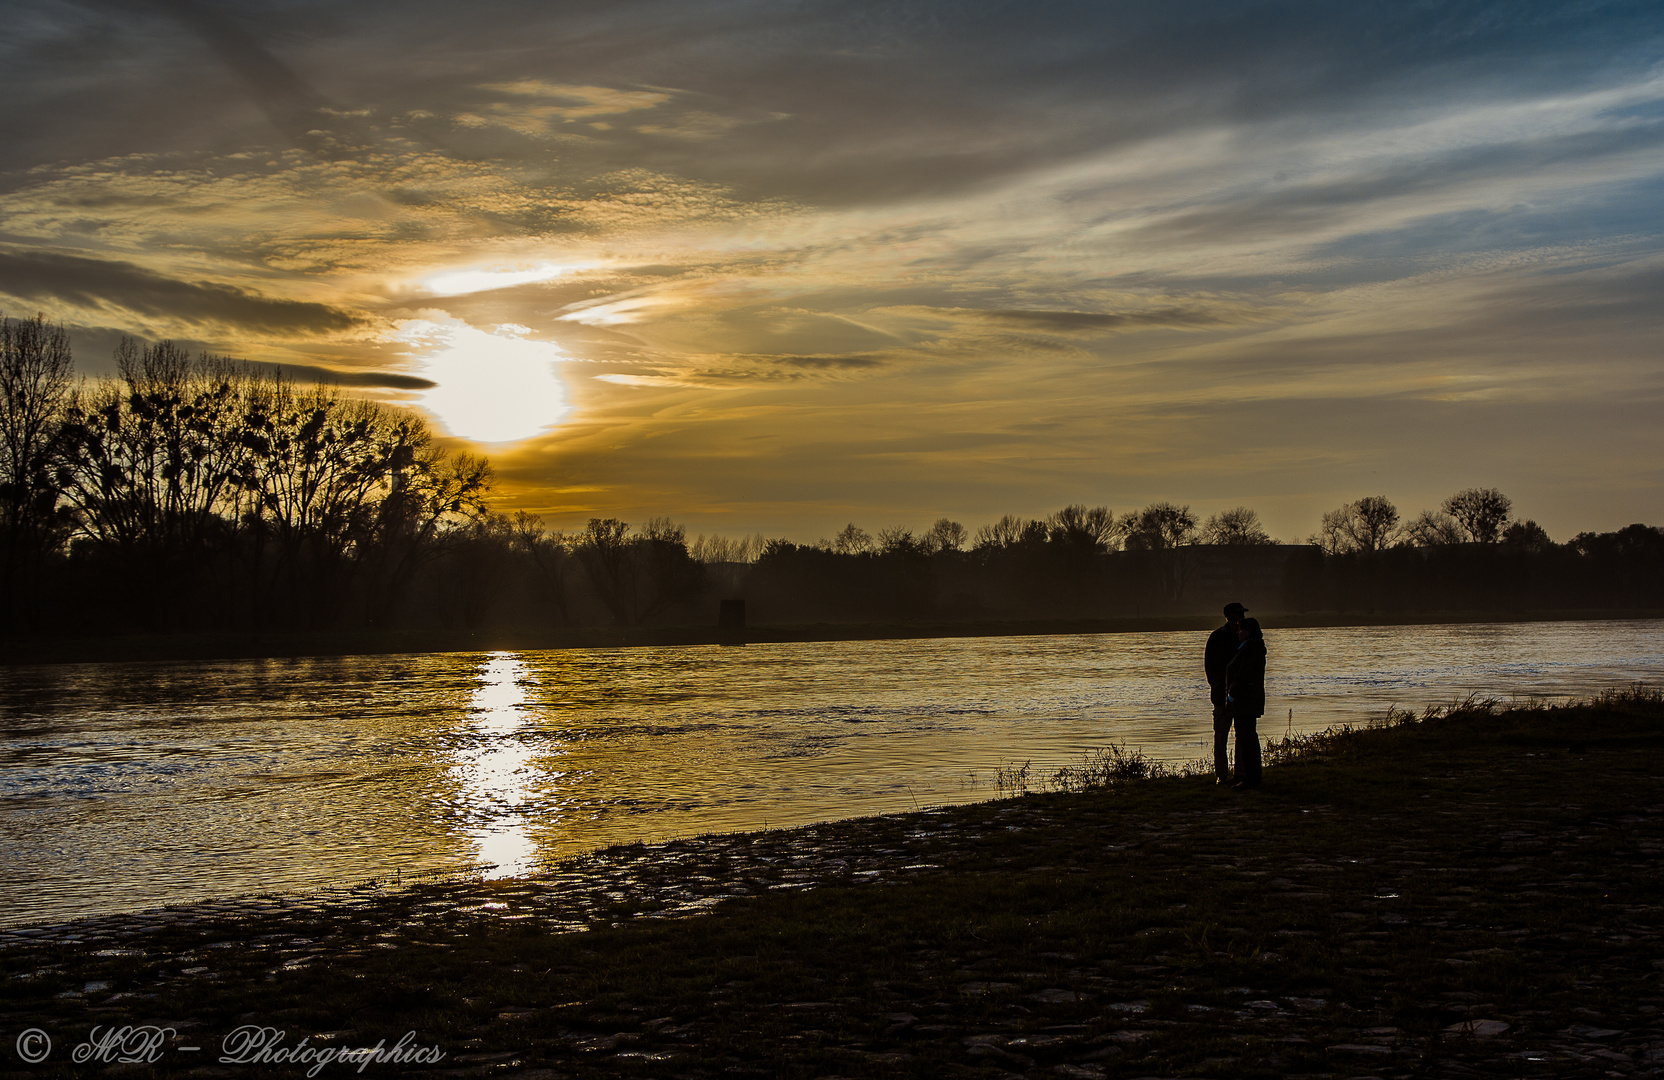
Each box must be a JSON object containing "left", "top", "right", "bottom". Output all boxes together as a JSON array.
[
  {"left": 422, "top": 261, "right": 574, "bottom": 297},
  {"left": 403, "top": 320, "right": 570, "bottom": 444}
]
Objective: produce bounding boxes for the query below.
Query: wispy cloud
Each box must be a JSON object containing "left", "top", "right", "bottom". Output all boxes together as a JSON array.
[
  {"left": 4, "top": 0, "right": 1662, "bottom": 536},
  {"left": 0, "top": 247, "right": 361, "bottom": 335}
]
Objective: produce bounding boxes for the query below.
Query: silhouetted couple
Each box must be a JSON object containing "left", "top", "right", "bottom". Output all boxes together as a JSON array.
[{"left": 1205, "top": 602, "right": 1265, "bottom": 790}]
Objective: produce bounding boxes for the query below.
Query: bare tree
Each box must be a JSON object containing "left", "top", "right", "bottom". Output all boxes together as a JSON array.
[
  {"left": 833, "top": 522, "right": 873, "bottom": 555},
  {"left": 56, "top": 341, "right": 263, "bottom": 623},
  {"left": 512, "top": 511, "right": 575, "bottom": 624},
  {"left": 1349, "top": 496, "right": 1401, "bottom": 552},
  {"left": 691, "top": 532, "right": 767, "bottom": 563},
  {"left": 0, "top": 314, "right": 75, "bottom": 629},
  {"left": 1402, "top": 509, "right": 1465, "bottom": 547},
  {"left": 641, "top": 516, "right": 686, "bottom": 545},
  {"left": 1202, "top": 506, "right": 1275, "bottom": 545},
  {"left": 1117, "top": 502, "right": 1200, "bottom": 603},
  {"left": 1443, "top": 488, "right": 1512, "bottom": 543},
  {"left": 0, "top": 314, "right": 72, "bottom": 531},
  {"left": 211, "top": 375, "right": 491, "bottom": 628},
  {"left": 1119, "top": 502, "right": 1198, "bottom": 551},
  {"left": 1313, "top": 496, "right": 1400, "bottom": 553},
  {"left": 634, "top": 517, "right": 702, "bottom": 622},
  {"left": 974, "top": 514, "right": 1024, "bottom": 550},
  {"left": 575, "top": 517, "right": 633, "bottom": 623},
  {"left": 425, "top": 511, "right": 517, "bottom": 629},
  {"left": 923, "top": 517, "right": 967, "bottom": 553},
  {"left": 359, "top": 440, "right": 494, "bottom": 627},
  {"left": 877, "top": 525, "right": 923, "bottom": 555},
  {"left": 1047, "top": 504, "right": 1115, "bottom": 552},
  {"left": 974, "top": 514, "right": 1047, "bottom": 550},
  {"left": 575, "top": 517, "right": 700, "bottom": 625}
]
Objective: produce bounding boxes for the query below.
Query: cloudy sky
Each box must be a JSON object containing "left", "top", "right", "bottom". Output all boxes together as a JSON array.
[{"left": 4, "top": 0, "right": 1662, "bottom": 542}]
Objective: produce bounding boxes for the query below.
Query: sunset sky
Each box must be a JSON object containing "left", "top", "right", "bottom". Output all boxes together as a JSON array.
[{"left": 3, "top": 0, "right": 1661, "bottom": 543}]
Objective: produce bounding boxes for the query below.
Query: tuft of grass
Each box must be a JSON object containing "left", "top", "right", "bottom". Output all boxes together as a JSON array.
[
  {"left": 993, "top": 759, "right": 1032, "bottom": 796},
  {"left": 1049, "top": 740, "right": 1172, "bottom": 792},
  {"left": 1593, "top": 680, "right": 1664, "bottom": 710}
]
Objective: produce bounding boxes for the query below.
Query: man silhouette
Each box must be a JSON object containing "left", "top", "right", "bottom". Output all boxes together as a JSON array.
[{"left": 1205, "top": 602, "right": 1248, "bottom": 784}]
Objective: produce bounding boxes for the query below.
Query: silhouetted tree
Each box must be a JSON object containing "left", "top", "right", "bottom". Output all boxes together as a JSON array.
[
  {"left": 0, "top": 314, "right": 74, "bottom": 630},
  {"left": 576, "top": 517, "right": 633, "bottom": 623},
  {"left": 833, "top": 522, "right": 873, "bottom": 555},
  {"left": 217, "top": 375, "right": 490, "bottom": 630},
  {"left": 924, "top": 517, "right": 967, "bottom": 553},
  {"left": 1202, "top": 506, "right": 1275, "bottom": 545},
  {"left": 878, "top": 525, "right": 926, "bottom": 556},
  {"left": 690, "top": 532, "right": 766, "bottom": 563},
  {"left": 1119, "top": 502, "right": 1199, "bottom": 602},
  {"left": 237, "top": 382, "right": 378, "bottom": 625},
  {"left": 358, "top": 441, "right": 493, "bottom": 627},
  {"left": 1556, "top": 524, "right": 1662, "bottom": 608},
  {"left": 512, "top": 511, "right": 576, "bottom": 624},
  {"left": 636, "top": 517, "right": 704, "bottom": 623},
  {"left": 1502, "top": 519, "right": 1553, "bottom": 552},
  {"left": 1402, "top": 509, "right": 1465, "bottom": 547},
  {"left": 425, "top": 512, "right": 517, "bottom": 629},
  {"left": 974, "top": 514, "right": 1029, "bottom": 550},
  {"left": 1120, "top": 502, "right": 1197, "bottom": 550},
  {"left": 1569, "top": 523, "right": 1664, "bottom": 558},
  {"left": 1314, "top": 496, "right": 1400, "bottom": 554},
  {"left": 574, "top": 517, "right": 702, "bottom": 625},
  {"left": 1047, "top": 504, "right": 1115, "bottom": 554},
  {"left": 1443, "top": 487, "right": 1512, "bottom": 543},
  {"left": 56, "top": 341, "right": 261, "bottom": 625}
]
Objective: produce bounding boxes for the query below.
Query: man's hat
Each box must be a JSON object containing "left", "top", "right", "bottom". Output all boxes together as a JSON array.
[{"left": 1223, "top": 602, "right": 1248, "bottom": 616}]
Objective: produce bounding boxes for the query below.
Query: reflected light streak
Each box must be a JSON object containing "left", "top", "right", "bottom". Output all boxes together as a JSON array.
[{"left": 457, "top": 652, "right": 543, "bottom": 878}]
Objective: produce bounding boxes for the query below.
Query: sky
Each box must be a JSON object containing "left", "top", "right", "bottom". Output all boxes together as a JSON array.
[{"left": 3, "top": 0, "right": 1662, "bottom": 544}]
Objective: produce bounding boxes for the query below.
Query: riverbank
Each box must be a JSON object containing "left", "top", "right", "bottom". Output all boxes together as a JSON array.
[
  {"left": 4, "top": 608, "right": 1659, "bottom": 666},
  {"left": 3, "top": 690, "right": 1661, "bottom": 1078}
]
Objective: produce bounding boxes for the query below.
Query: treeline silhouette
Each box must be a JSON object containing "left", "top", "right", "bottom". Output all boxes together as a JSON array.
[{"left": 2, "top": 314, "right": 1660, "bottom": 638}]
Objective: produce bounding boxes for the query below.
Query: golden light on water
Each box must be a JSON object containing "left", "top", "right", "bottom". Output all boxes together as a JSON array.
[
  {"left": 459, "top": 652, "right": 542, "bottom": 878},
  {"left": 404, "top": 320, "right": 570, "bottom": 444},
  {"left": 5, "top": 625, "right": 1662, "bottom": 923}
]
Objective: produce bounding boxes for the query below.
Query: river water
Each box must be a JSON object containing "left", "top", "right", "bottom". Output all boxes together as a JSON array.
[{"left": 3, "top": 618, "right": 1661, "bottom": 925}]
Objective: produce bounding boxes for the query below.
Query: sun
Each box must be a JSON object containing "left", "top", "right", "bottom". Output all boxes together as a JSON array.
[{"left": 402, "top": 320, "right": 570, "bottom": 444}]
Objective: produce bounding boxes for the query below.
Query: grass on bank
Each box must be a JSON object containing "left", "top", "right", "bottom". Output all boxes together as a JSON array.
[{"left": 1020, "top": 683, "right": 1664, "bottom": 797}]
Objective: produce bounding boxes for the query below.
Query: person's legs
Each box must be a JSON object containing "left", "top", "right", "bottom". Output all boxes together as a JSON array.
[
  {"left": 1213, "top": 706, "right": 1233, "bottom": 782},
  {"left": 1235, "top": 712, "right": 1262, "bottom": 788}
]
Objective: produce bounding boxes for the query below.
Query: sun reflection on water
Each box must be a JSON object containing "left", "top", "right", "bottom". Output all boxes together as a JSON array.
[
  {"left": 5, "top": 621, "right": 1661, "bottom": 923},
  {"left": 456, "top": 652, "right": 545, "bottom": 877}
]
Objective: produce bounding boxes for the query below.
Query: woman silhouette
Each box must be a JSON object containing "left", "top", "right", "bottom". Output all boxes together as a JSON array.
[{"left": 1225, "top": 617, "right": 1267, "bottom": 789}]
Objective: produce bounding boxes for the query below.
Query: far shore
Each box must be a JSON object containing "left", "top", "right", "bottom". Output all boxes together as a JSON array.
[{"left": 3, "top": 607, "right": 1659, "bottom": 667}]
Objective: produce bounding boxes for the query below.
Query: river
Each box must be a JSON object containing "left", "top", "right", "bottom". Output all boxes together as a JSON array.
[{"left": 3, "top": 618, "right": 1661, "bottom": 925}]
